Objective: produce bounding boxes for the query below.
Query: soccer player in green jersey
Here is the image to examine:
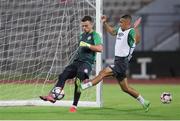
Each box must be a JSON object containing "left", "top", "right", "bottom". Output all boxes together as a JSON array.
[
  {"left": 40, "top": 16, "right": 103, "bottom": 112},
  {"left": 80, "top": 15, "right": 150, "bottom": 112}
]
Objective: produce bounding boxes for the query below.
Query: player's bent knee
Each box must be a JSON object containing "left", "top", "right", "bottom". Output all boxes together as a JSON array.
[
  {"left": 116, "top": 75, "right": 126, "bottom": 82},
  {"left": 121, "top": 87, "right": 130, "bottom": 93},
  {"left": 99, "top": 70, "right": 108, "bottom": 78},
  {"left": 99, "top": 70, "right": 104, "bottom": 76}
]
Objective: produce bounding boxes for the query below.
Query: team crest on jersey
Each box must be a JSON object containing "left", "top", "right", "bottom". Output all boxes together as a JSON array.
[
  {"left": 87, "top": 36, "right": 91, "bottom": 40},
  {"left": 117, "top": 32, "right": 124, "bottom": 40},
  {"left": 84, "top": 69, "right": 88, "bottom": 74},
  {"left": 118, "top": 32, "right": 124, "bottom": 37}
]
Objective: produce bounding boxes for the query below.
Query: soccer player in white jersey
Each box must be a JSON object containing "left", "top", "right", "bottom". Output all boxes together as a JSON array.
[{"left": 79, "top": 14, "right": 150, "bottom": 112}]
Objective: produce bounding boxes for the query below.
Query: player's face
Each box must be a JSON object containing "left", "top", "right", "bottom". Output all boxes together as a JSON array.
[
  {"left": 81, "top": 21, "right": 93, "bottom": 33},
  {"left": 119, "top": 18, "right": 131, "bottom": 31}
]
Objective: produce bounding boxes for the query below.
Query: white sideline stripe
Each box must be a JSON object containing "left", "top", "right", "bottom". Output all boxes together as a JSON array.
[{"left": 0, "top": 100, "right": 100, "bottom": 107}]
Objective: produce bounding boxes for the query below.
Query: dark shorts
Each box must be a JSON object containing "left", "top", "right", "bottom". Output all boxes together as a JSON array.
[
  {"left": 55, "top": 60, "right": 92, "bottom": 88},
  {"left": 64, "top": 60, "right": 92, "bottom": 80},
  {"left": 109, "top": 56, "right": 129, "bottom": 81}
]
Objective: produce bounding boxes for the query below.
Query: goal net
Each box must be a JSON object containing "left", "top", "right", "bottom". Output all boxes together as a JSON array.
[{"left": 0, "top": 0, "right": 102, "bottom": 107}]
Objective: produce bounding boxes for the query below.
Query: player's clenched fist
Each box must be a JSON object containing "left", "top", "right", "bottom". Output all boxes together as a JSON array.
[{"left": 101, "top": 15, "right": 107, "bottom": 23}]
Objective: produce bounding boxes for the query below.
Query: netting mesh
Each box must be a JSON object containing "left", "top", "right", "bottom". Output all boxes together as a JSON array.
[{"left": 0, "top": 0, "right": 97, "bottom": 102}]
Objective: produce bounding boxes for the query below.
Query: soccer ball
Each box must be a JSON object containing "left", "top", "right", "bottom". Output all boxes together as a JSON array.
[
  {"left": 51, "top": 87, "right": 65, "bottom": 100},
  {"left": 160, "top": 92, "right": 172, "bottom": 104}
]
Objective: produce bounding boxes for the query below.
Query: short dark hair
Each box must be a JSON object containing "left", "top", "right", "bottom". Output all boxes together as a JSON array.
[
  {"left": 81, "top": 16, "right": 93, "bottom": 22},
  {"left": 121, "top": 14, "right": 132, "bottom": 22}
]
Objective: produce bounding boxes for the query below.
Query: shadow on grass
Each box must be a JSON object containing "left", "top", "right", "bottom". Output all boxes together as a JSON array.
[
  {"left": 0, "top": 106, "right": 172, "bottom": 120},
  {"left": 79, "top": 106, "right": 167, "bottom": 119}
]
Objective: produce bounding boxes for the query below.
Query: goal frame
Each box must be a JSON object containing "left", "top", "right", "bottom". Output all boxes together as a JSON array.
[{"left": 0, "top": 0, "right": 103, "bottom": 107}]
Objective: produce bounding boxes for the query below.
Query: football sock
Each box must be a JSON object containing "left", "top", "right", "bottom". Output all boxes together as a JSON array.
[
  {"left": 81, "top": 82, "right": 92, "bottom": 90},
  {"left": 72, "top": 92, "right": 80, "bottom": 106},
  {"left": 136, "top": 95, "right": 145, "bottom": 105},
  {"left": 73, "top": 82, "right": 81, "bottom": 106},
  {"left": 71, "top": 105, "right": 77, "bottom": 109}
]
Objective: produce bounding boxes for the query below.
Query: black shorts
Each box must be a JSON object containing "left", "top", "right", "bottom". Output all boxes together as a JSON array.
[
  {"left": 109, "top": 56, "right": 129, "bottom": 81},
  {"left": 64, "top": 60, "right": 92, "bottom": 80}
]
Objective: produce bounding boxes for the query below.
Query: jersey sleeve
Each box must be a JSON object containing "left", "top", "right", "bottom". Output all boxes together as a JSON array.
[
  {"left": 78, "top": 33, "right": 83, "bottom": 45},
  {"left": 128, "top": 28, "right": 136, "bottom": 47},
  {"left": 93, "top": 32, "right": 103, "bottom": 45},
  {"left": 79, "top": 33, "right": 83, "bottom": 41}
]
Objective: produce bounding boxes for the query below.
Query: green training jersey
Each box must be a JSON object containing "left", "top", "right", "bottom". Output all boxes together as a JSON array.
[{"left": 74, "top": 31, "right": 102, "bottom": 65}]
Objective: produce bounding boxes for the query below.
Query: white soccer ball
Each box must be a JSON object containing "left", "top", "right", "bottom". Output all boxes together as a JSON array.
[
  {"left": 160, "top": 92, "right": 172, "bottom": 104},
  {"left": 51, "top": 87, "right": 65, "bottom": 100}
]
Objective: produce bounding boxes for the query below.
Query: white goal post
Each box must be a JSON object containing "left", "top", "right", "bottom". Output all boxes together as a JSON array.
[{"left": 0, "top": 0, "right": 103, "bottom": 107}]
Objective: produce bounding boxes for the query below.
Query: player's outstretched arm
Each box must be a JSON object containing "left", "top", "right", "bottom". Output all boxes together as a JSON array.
[
  {"left": 101, "top": 15, "right": 117, "bottom": 36},
  {"left": 133, "top": 17, "right": 142, "bottom": 44}
]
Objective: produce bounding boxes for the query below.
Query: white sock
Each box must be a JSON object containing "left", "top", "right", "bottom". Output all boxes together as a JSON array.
[
  {"left": 136, "top": 95, "right": 145, "bottom": 105},
  {"left": 81, "top": 82, "right": 93, "bottom": 90},
  {"left": 71, "top": 105, "right": 77, "bottom": 109}
]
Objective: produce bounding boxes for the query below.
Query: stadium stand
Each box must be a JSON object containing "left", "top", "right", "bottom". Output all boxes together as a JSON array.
[
  {"left": 136, "top": 0, "right": 180, "bottom": 51},
  {"left": 103, "top": 0, "right": 153, "bottom": 25}
]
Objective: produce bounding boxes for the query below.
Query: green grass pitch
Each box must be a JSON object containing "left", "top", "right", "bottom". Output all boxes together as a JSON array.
[{"left": 0, "top": 84, "right": 180, "bottom": 120}]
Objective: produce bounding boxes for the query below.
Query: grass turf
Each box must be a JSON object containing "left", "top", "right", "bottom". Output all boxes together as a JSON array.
[{"left": 0, "top": 84, "right": 180, "bottom": 120}]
